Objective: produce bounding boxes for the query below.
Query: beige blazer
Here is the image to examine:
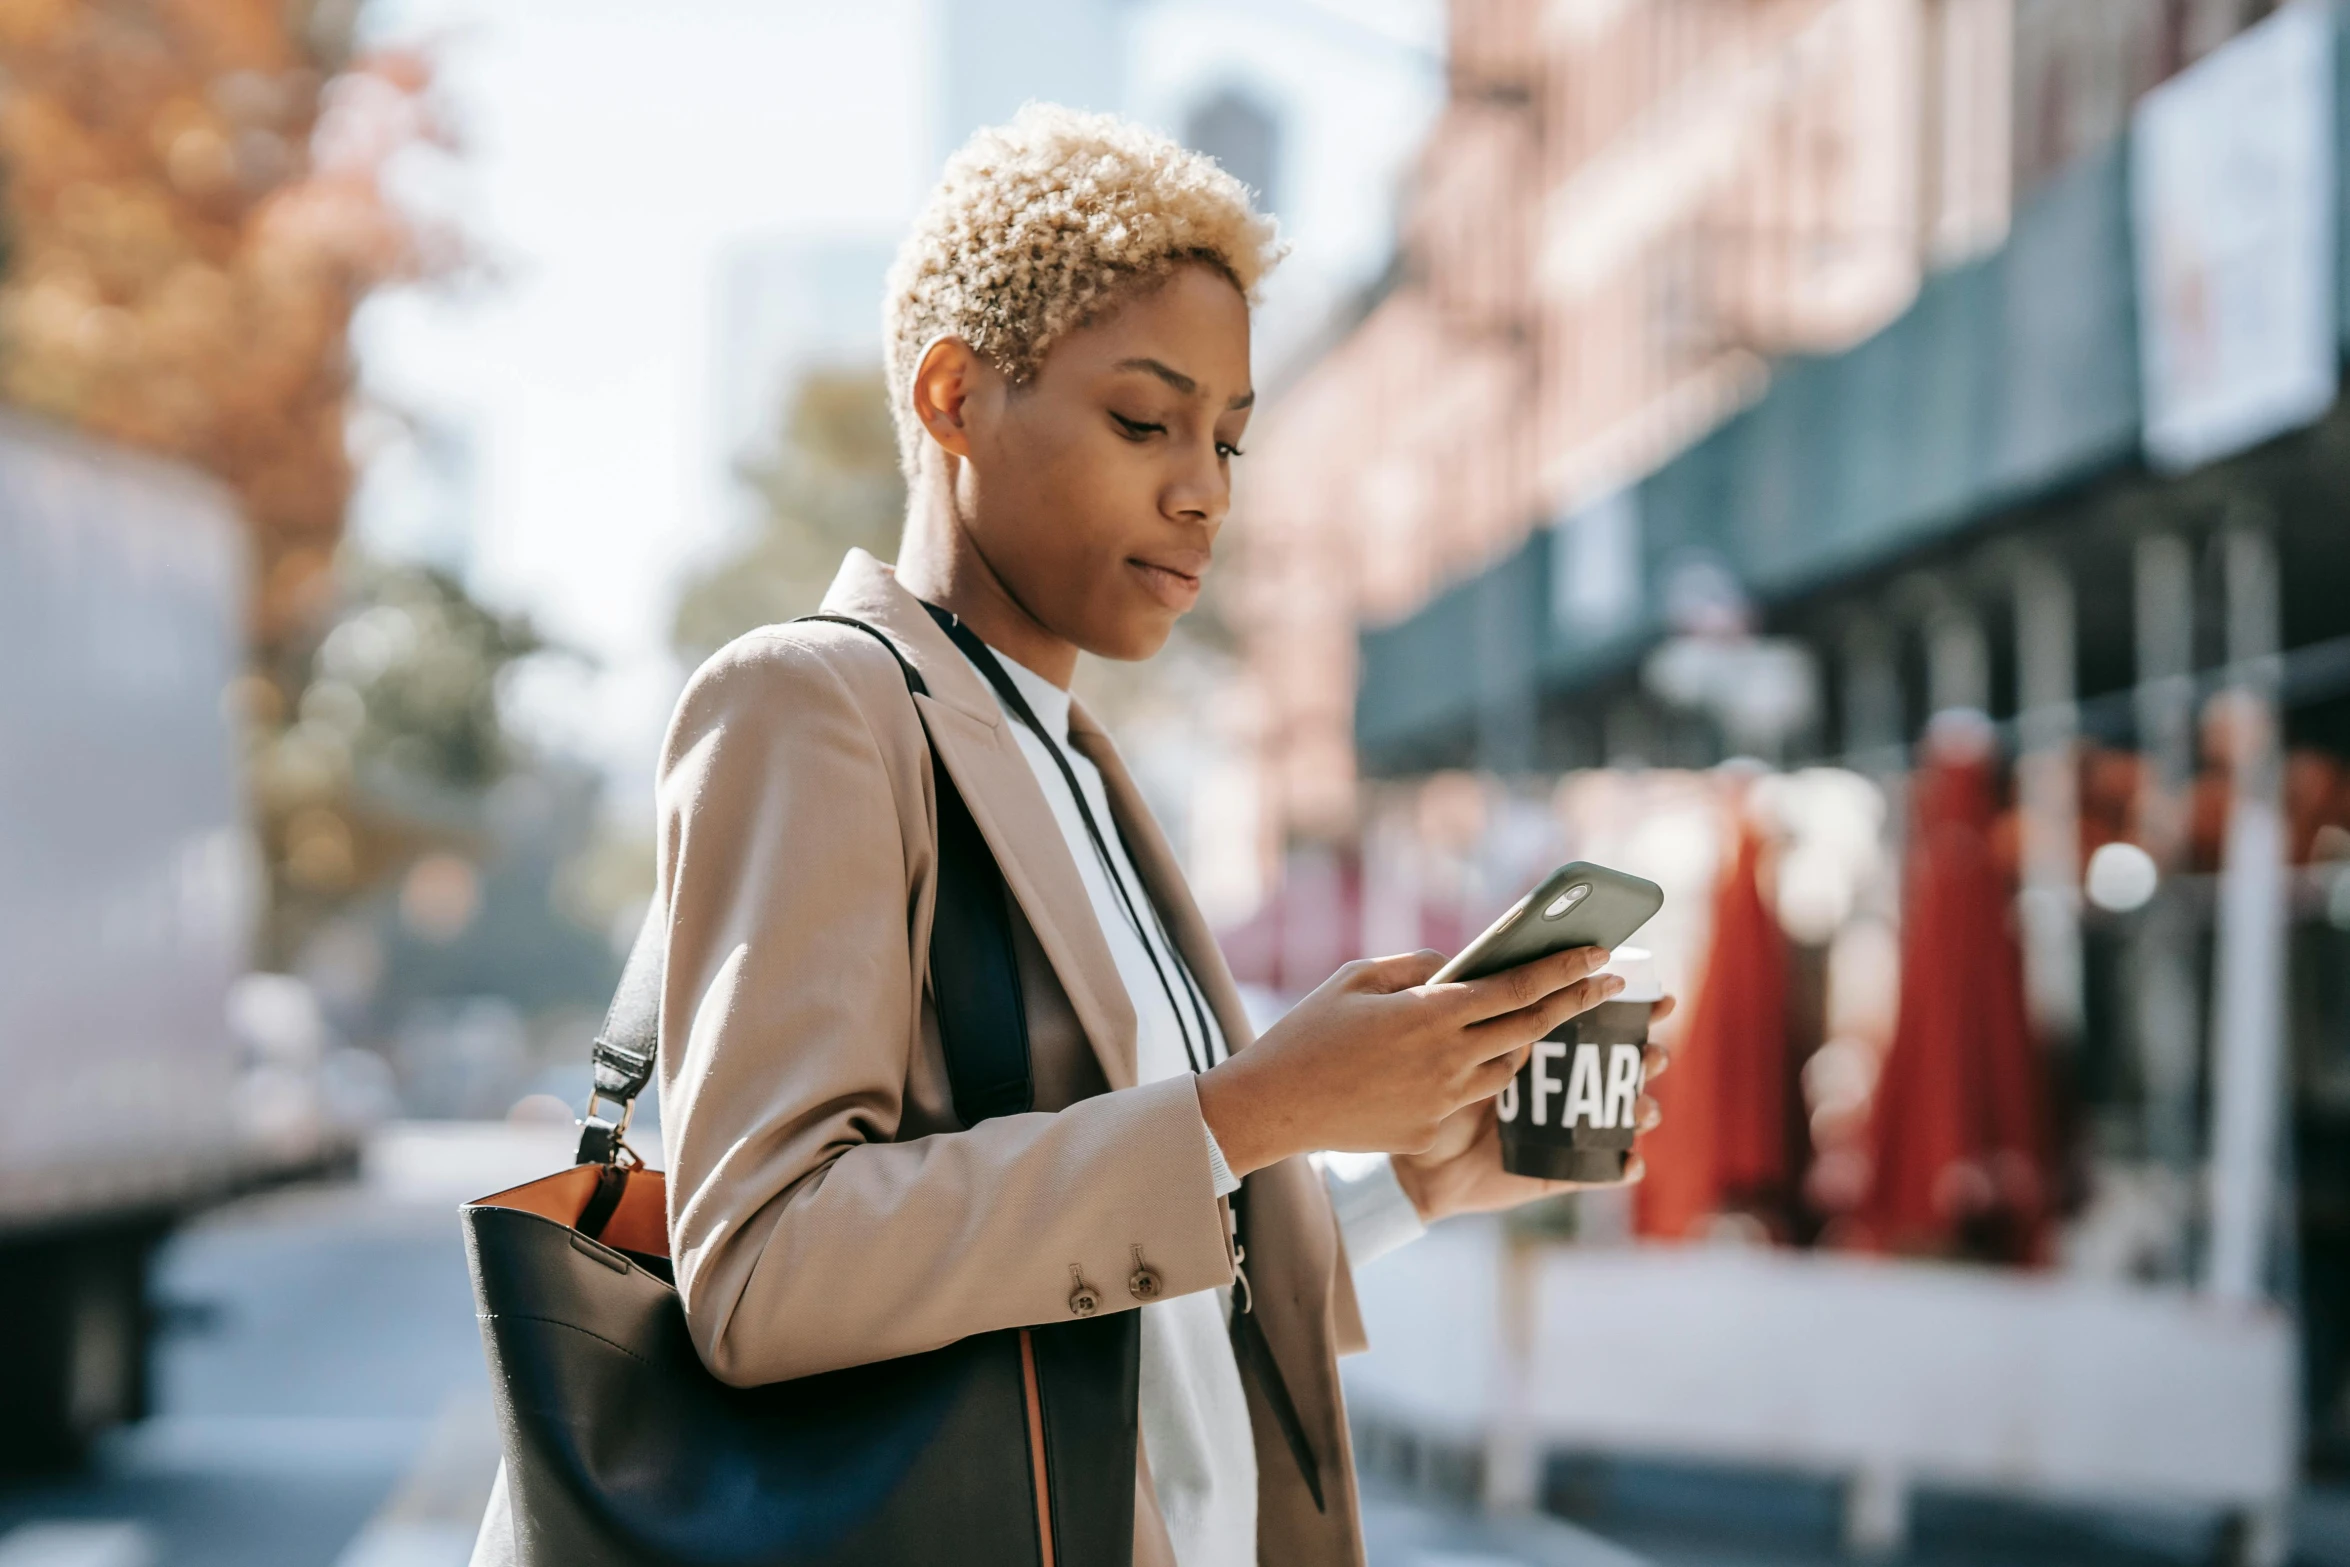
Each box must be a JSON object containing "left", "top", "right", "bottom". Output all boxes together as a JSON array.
[{"left": 655, "top": 549, "right": 1371, "bottom": 1566}]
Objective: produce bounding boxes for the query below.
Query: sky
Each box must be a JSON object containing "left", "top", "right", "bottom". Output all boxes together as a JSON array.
[
  {"left": 352, "top": 0, "right": 928, "bottom": 811},
  {"left": 348, "top": 0, "right": 1440, "bottom": 828}
]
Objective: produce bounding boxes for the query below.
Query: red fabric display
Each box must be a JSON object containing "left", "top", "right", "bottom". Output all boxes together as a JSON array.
[
  {"left": 1637, "top": 812, "right": 1792, "bottom": 1239},
  {"left": 1858, "top": 727, "right": 2052, "bottom": 1263}
]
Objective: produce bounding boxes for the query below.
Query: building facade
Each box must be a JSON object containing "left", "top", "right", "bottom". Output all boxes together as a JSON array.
[
  {"left": 1230, "top": 0, "right": 2349, "bottom": 1468},
  {"left": 1233, "top": 0, "right": 2279, "bottom": 857}
]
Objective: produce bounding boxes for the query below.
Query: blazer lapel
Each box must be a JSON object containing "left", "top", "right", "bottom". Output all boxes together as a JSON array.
[
  {"left": 1063, "top": 700, "right": 1259, "bottom": 1056},
  {"left": 818, "top": 552, "right": 1141, "bottom": 1092},
  {"left": 1070, "top": 699, "right": 1363, "bottom": 1493}
]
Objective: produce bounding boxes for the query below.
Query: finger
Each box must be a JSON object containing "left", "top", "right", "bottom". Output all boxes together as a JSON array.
[
  {"left": 1438, "top": 943, "right": 1613, "bottom": 1022},
  {"left": 1642, "top": 1042, "right": 1671, "bottom": 1082},
  {"left": 1467, "top": 970, "right": 1625, "bottom": 1053},
  {"left": 1349, "top": 949, "right": 1447, "bottom": 993},
  {"left": 1635, "top": 1093, "right": 1661, "bottom": 1132},
  {"left": 1462, "top": 1045, "right": 1530, "bottom": 1103},
  {"left": 1621, "top": 1154, "right": 1647, "bottom": 1185},
  {"left": 1649, "top": 994, "right": 1678, "bottom": 1025}
]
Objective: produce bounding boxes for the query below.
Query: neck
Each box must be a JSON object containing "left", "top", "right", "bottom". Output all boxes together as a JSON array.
[{"left": 894, "top": 457, "right": 1080, "bottom": 687}]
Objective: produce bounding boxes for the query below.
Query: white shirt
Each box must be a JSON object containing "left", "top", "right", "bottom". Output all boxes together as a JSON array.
[{"left": 966, "top": 644, "right": 1423, "bottom": 1566}]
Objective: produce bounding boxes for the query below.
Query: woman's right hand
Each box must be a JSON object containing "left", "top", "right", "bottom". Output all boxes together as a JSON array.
[{"left": 1194, "top": 945, "right": 1624, "bottom": 1179}]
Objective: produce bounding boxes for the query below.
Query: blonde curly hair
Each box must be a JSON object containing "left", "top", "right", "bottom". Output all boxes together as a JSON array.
[{"left": 884, "top": 103, "right": 1283, "bottom": 474}]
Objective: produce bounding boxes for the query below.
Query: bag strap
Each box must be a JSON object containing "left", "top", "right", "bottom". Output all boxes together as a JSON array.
[
  {"left": 575, "top": 612, "right": 1032, "bottom": 1168},
  {"left": 575, "top": 900, "right": 663, "bottom": 1167},
  {"left": 831, "top": 613, "right": 1037, "bottom": 1126}
]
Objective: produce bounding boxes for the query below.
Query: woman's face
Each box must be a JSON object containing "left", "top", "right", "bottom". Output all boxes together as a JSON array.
[{"left": 951, "top": 263, "right": 1254, "bottom": 662}]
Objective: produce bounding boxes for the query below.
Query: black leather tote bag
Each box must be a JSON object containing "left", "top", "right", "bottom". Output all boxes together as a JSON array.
[{"left": 462, "top": 616, "right": 1139, "bottom": 1567}]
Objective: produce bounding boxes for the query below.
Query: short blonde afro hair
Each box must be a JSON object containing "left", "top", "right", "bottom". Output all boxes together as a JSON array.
[{"left": 884, "top": 103, "right": 1283, "bottom": 473}]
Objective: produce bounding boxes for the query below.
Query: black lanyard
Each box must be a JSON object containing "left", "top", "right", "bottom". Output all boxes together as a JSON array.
[{"left": 921, "top": 602, "right": 1222, "bottom": 1076}]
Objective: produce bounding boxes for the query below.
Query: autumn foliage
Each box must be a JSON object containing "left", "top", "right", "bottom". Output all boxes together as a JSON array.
[{"left": 0, "top": 0, "right": 453, "bottom": 645}]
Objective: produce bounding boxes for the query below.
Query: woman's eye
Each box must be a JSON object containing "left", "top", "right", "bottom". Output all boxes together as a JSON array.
[
  {"left": 1111, "top": 413, "right": 1164, "bottom": 440},
  {"left": 1217, "top": 441, "right": 1246, "bottom": 460}
]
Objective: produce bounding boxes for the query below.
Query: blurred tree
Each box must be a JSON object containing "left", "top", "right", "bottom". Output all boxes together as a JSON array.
[
  {"left": 246, "top": 551, "right": 559, "bottom": 963},
  {"left": 0, "top": 2, "right": 483, "bottom": 959},
  {"left": 0, "top": 1, "right": 457, "bottom": 648},
  {"left": 309, "top": 556, "right": 545, "bottom": 794},
  {"left": 672, "top": 365, "right": 905, "bottom": 664}
]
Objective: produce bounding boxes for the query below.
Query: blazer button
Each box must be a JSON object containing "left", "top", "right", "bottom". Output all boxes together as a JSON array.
[
  {"left": 1067, "top": 1264, "right": 1100, "bottom": 1317},
  {"left": 1127, "top": 1245, "right": 1161, "bottom": 1301}
]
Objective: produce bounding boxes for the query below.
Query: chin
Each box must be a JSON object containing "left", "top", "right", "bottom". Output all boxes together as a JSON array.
[{"left": 1090, "top": 609, "right": 1180, "bottom": 663}]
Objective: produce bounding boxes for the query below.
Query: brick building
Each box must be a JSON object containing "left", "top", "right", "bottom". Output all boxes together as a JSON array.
[{"left": 1230, "top": 0, "right": 2270, "bottom": 861}]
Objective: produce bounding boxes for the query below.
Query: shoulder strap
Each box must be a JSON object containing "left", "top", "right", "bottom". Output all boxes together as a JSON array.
[
  {"left": 574, "top": 900, "right": 664, "bottom": 1166},
  {"left": 575, "top": 614, "right": 1033, "bottom": 1170},
  {"left": 815, "top": 614, "right": 1035, "bottom": 1127}
]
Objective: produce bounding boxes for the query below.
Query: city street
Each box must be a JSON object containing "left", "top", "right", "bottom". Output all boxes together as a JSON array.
[
  {"left": 2, "top": 1124, "right": 2344, "bottom": 1567},
  {"left": 7, "top": 3, "right": 2350, "bottom": 1565},
  {"left": 0, "top": 1127, "right": 546, "bottom": 1567}
]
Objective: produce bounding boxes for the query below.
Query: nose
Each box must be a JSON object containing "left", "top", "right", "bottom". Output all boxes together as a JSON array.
[{"left": 1163, "top": 431, "right": 1230, "bottom": 530}]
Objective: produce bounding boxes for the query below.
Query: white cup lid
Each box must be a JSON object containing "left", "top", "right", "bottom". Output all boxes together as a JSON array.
[{"left": 1601, "top": 945, "right": 1663, "bottom": 1003}]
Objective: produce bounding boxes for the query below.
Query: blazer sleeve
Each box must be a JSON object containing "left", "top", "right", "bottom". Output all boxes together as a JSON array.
[{"left": 656, "top": 627, "right": 1236, "bottom": 1387}]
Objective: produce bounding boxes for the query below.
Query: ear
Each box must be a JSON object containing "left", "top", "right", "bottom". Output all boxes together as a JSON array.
[{"left": 911, "top": 334, "right": 986, "bottom": 462}]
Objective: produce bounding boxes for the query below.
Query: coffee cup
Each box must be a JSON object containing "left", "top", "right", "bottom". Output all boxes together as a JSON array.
[{"left": 1496, "top": 946, "right": 1661, "bottom": 1183}]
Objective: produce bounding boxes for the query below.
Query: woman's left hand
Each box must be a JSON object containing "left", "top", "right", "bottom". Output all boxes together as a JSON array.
[{"left": 1388, "top": 997, "right": 1675, "bottom": 1222}]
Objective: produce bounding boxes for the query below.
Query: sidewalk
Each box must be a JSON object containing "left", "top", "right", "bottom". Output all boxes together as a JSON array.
[{"left": 5, "top": 1122, "right": 2347, "bottom": 1566}]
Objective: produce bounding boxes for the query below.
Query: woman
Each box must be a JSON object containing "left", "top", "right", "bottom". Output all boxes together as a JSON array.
[{"left": 658, "top": 106, "right": 1667, "bottom": 1567}]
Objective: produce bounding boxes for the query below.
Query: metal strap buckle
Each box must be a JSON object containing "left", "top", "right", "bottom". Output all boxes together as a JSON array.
[
  {"left": 575, "top": 1091, "right": 642, "bottom": 1168},
  {"left": 589, "top": 1037, "right": 655, "bottom": 1099}
]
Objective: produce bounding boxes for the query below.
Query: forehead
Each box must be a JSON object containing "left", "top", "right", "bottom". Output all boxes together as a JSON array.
[{"left": 1043, "top": 264, "right": 1252, "bottom": 393}]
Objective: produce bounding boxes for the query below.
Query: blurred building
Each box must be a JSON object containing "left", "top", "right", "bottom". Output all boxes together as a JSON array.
[
  {"left": 1238, "top": 0, "right": 2001, "bottom": 847},
  {"left": 1234, "top": 0, "right": 2289, "bottom": 851},
  {"left": 1238, "top": 0, "right": 2350, "bottom": 1485},
  {"left": 711, "top": 237, "right": 898, "bottom": 532},
  {"left": 929, "top": 0, "right": 1128, "bottom": 169}
]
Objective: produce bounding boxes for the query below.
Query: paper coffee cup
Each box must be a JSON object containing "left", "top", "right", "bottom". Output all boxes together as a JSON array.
[
  {"left": 1600, "top": 945, "right": 1663, "bottom": 1002},
  {"left": 1496, "top": 946, "right": 1657, "bottom": 1183}
]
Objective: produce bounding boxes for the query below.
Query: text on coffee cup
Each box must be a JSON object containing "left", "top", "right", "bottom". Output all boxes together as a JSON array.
[{"left": 1495, "top": 1041, "right": 1643, "bottom": 1129}]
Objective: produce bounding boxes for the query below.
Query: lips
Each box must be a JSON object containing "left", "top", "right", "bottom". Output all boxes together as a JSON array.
[{"left": 1127, "top": 556, "right": 1204, "bottom": 611}]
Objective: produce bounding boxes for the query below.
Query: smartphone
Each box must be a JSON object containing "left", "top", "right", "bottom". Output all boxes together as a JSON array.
[{"left": 1429, "top": 861, "right": 1664, "bottom": 985}]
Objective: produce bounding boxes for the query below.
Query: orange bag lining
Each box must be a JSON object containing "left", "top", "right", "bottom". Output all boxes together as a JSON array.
[{"left": 472, "top": 1165, "right": 671, "bottom": 1259}]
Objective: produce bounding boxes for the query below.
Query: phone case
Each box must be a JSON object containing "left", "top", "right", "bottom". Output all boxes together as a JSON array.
[{"left": 1432, "top": 862, "right": 1664, "bottom": 984}]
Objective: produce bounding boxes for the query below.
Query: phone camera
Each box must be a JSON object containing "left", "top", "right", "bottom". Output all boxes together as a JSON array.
[{"left": 1542, "top": 884, "right": 1591, "bottom": 919}]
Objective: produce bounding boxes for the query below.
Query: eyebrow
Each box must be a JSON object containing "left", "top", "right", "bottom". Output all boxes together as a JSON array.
[{"left": 1115, "top": 356, "right": 1255, "bottom": 411}]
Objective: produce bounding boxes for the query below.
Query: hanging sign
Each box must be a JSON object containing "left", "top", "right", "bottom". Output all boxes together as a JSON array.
[{"left": 2132, "top": 1, "right": 2337, "bottom": 474}]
